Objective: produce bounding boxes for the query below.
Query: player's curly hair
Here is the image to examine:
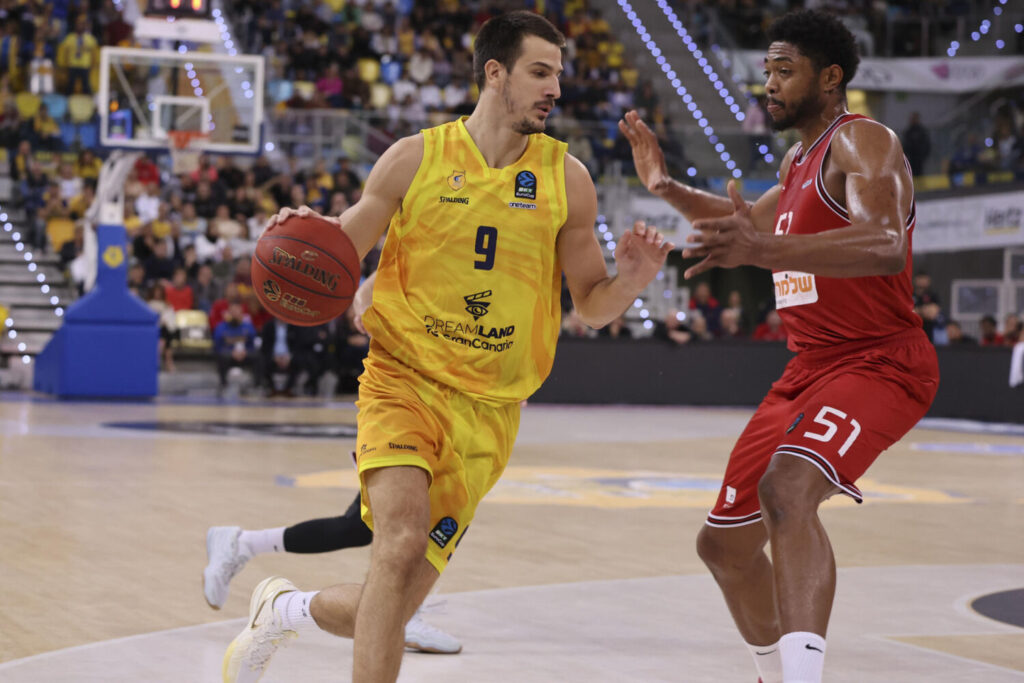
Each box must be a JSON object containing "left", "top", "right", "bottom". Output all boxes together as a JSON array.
[
  {"left": 473, "top": 11, "right": 565, "bottom": 91},
  {"left": 767, "top": 10, "right": 860, "bottom": 91}
]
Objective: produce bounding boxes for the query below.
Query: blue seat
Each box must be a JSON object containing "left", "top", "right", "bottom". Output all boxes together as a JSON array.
[
  {"left": 42, "top": 93, "right": 68, "bottom": 120},
  {"left": 380, "top": 59, "right": 401, "bottom": 85},
  {"left": 268, "top": 79, "right": 293, "bottom": 103},
  {"left": 60, "top": 122, "right": 77, "bottom": 148},
  {"left": 78, "top": 122, "right": 98, "bottom": 149}
]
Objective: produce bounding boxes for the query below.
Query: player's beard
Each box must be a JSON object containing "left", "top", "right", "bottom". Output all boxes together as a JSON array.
[
  {"left": 503, "top": 86, "right": 546, "bottom": 135},
  {"left": 769, "top": 91, "right": 821, "bottom": 132}
]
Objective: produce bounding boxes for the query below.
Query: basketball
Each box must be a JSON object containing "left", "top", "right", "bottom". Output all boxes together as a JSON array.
[{"left": 252, "top": 213, "right": 361, "bottom": 326}]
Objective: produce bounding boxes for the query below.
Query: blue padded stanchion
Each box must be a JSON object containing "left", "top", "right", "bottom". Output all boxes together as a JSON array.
[{"left": 34, "top": 224, "right": 159, "bottom": 397}]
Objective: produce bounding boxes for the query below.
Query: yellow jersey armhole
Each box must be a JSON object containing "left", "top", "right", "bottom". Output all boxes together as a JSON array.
[{"left": 391, "top": 129, "right": 437, "bottom": 239}]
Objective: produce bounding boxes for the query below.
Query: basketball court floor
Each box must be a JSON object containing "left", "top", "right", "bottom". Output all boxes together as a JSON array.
[{"left": 0, "top": 396, "right": 1021, "bottom": 681}]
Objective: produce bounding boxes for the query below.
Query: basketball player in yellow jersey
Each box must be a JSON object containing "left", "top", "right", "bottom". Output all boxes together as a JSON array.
[{"left": 223, "top": 11, "right": 673, "bottom": 683}]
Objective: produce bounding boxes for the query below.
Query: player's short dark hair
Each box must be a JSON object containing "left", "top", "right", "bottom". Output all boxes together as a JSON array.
[
  {"left": 473, "top": 10, "right": 565, "bottom": 91},
  {"left": 767, "top": 10, "right": 859, "bottom": 91}
]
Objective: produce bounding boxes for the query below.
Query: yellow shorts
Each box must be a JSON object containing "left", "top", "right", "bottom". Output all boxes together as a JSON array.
[{"left": 355, "top": 348, "right": 520, "bottom": 573}]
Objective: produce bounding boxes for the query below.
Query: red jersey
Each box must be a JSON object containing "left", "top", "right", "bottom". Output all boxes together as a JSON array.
[{"left": 773, "top": 113, "right": 921, "bottom": 352}]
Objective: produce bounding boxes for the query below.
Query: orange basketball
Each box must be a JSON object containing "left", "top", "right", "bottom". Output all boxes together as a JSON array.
[{"left": 252, "top": 214, "right": 360, "bottom": 326}]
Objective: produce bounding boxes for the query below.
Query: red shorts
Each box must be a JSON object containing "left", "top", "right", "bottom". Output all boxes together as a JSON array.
[{"left": 707, "top": 328, "right": 939, "bottom": 528}]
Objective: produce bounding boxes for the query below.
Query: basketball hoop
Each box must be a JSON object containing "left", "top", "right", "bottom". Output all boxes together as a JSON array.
[{"left": 168, "top": 130, "right": 208, "bottom": 175}]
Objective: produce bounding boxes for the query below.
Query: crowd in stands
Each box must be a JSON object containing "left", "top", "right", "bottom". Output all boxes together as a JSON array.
[
  {"left": 715, "top": 0, "right": 1018, "bottom": 57},
  {"left": 561, "top": 280, "right": 792, "bottom": 345},
  {"left": 912, "top": 272, "right": 1021, "bottom": 348},
  {"left": 230, "top": 0, "right": 689, "bottom": 180},
  {"left": 2, "top": 2, "right": 1021, "bottom": 391}
]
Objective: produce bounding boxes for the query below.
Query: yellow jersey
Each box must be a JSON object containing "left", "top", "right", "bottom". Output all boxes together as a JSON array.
[{"left": 363, "top": 117, "right": 569, "bottom": 404}]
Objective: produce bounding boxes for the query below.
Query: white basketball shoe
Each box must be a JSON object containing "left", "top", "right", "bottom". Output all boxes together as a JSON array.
[
  {"left": 204, "top": 526, "right": 252, "bottom": 609},
  {"left": 222, "top": 576, "right": 298, "bottom": 683}
]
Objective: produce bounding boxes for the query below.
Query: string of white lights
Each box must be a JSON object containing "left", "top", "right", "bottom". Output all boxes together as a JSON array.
[
  {"left": 616, "top": 0, "right": 744, "bottom": 180},
  {"left": 3, "top": 210, "right": 64, "bottom": 365},
  {"left": 947, "top": 0, "right": 1019, "bottom": 56}
]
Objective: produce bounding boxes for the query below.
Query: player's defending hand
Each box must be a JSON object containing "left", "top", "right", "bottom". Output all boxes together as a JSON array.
[
  {"left": 265, "top": 205, "right": 343, "bottom": 231},
  {"left": 683, "top": 180, "right": 762, "bottom": 279},
  {"left": 618, "top": 110, "right": 672, "bottom": 196},
  {"left": 615, "top": 220, "right": 675, "bottom": 288}
]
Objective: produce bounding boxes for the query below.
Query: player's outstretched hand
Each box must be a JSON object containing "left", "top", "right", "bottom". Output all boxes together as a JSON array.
[
  {"left": 683, "top": 180, "right": 761, "bottom": 279},
  {"left": 618, "top": 110, "right": 672, "bottom": 196},
  {"left": 265, "top": 205, "right": 343, "bottom": 231},
  {"left": 615, "top": 220, "right": 675, "bottom": 288}
]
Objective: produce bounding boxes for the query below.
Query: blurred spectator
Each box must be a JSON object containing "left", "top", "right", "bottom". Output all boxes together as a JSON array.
[
  {"left": 32, "top": 103, "right": 61, "bottom": 150},
  {"left": 902, "top": 112, "right": 931, "bottom": 177},
  {"left": 333, "top": 307, "right": 370, "bottom": 393},
  {"left": 75, "top": 149, "right": 103, "bottom": 181},
  {"left": 57, "top": 162, "right": 83, "bottom": 203},
  {"left": 652, "top": 309, "right": 692, "bottom": 345},
  {"left": 260, "top": 318, "right": 300, "bottom": 397},
  {"left": 753, "top": 310, "right": 788, "bottom": 342},
  {"left": 164, "top": 266, "right": 194, "bottom": 311},
  {"left": 597, "top": 314, "right": 632, "bottom": 339},
  {"left": 947, "top": 133, "right": 982, "bottom": 175},
  {"left": 979, "top": 315, "right": 1004, "bottom": 347},
  {"left": 28, "top": 42, "right": 55, "bottom": 95},
  {"left": 135, "top": 183, "right": 160, "bottom": 224},
  {"left": 689, "top": 282, "right": 721, "bottom": 334},
  {"left": 145, "top": 283, "right": 179, "bottom": 371},
  {"left": 190, "top": 263, "right": 222, "bottom": 314},
  {"left": 1004, "top": 313, "right": 1022, "bottom": 345},
  {"left": 57, "top": 15, "right": 99, "bottom": 95},
  {"left": 719, "top": 308, "right": 745, "bottom": 339},
  {"left": 943, "top": 321, "right": 976, "bottom": 346},
  {"left": 127, "top": 262, "right": 146, "bottom": 297},
  {"left": 144, "top": 238, "right": 177, "bottom": 284},
  {"left": 213, "top": 301, "right": 259, "bottom": 392},
  {"left": 912, "top": 272, "right": 940, "bottom": 307}
]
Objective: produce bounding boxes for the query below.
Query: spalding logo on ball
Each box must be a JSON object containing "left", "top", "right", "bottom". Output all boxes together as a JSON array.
[{"left": 252, "top": 214, "right": 360, "bottom": 326}]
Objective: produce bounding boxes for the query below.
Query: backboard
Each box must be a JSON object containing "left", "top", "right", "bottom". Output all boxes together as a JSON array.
[{"left": 98, "top": 46, "right": 265, "bottom": 155}]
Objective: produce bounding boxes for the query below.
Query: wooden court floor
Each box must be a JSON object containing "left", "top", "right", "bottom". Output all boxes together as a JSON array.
[{"left": 0, "top": 396, "right": 1021, "bottom": 681}]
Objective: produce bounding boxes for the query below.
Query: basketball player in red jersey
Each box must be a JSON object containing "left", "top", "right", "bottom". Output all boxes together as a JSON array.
[{"left": 621, "top": 10, "right": 938, "bottom": 683}]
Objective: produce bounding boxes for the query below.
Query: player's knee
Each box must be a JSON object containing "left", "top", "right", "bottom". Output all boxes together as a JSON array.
[
  {"left": 696, "top": 525, "right": 729, "bottom": 572},
  {"left": 757, "top": 468, "right": 815, "bottom": 527},
  {"left": 372, "top": 525, "right": 429, "bottom": 570}
]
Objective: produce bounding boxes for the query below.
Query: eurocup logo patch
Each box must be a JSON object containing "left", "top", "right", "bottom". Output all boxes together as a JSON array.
[
  {"left": 447, "top": 170, "right": 466, "bottom": 191},
  {"left": 263, "top": 279, "right": 282, "bottom": 302},
  {"left": 515, "top": 170, "right": 536, "bottom": 199},
  {"left": 429, "top": 516, "right": 459, "bottom": 548}
]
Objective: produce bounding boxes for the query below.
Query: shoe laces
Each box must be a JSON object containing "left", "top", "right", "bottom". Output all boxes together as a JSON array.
[
  {"left": 246, "top": 626, "right": 296, "bottom": 671},
  {"left": 218, "top": 551, "right": 249, "bottom": 584}
]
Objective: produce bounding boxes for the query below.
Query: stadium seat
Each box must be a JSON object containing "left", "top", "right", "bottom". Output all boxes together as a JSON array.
[
  {"left": 175, "top": 309, "right": 213, "bottom": 351},
  {"left": 68, "top": 94, "right": 96, "bottom": 123},
  {"left": 60, "top": 122, "right": 78, "bottom": 148},
  {"left": 357, "top": 58, "right": 381, "bottom": 84},
  {"left": 42, "top": 93, "right": 68, "bottom": 120},
  {"left": 46, "top": 216, "right": 75, "bottom": 251},
  {"left": 78, "top": 122, "right": 99, "bottom": 148},
  {"left": 379, "top": 59, "right": 401, "bottom": 85},
  {"left": 14, "top": 92, "right": 41, "bottom": 119},
  {"left": 268, "top": 79, "right": 293, "bottom": 103},
  {"left": 293, "top": 81, "right": 315, "bottom": 101},
  {"left": 369, "top": 82, "right": 392, "bottom": 109}
]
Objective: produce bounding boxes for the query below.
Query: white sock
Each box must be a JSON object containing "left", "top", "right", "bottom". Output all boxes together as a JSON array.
[
  {"left": 746, "top": 640, "right": 783, "bottom": 683},
  {"left": 239, "top": 527, "right": 286, "bottom": 556},
  {"left": 275, "top": 590, "right": 320, "bottom": 632},
  {"left": 779, "top": 631, "right": 826, "bottom": 683}
]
